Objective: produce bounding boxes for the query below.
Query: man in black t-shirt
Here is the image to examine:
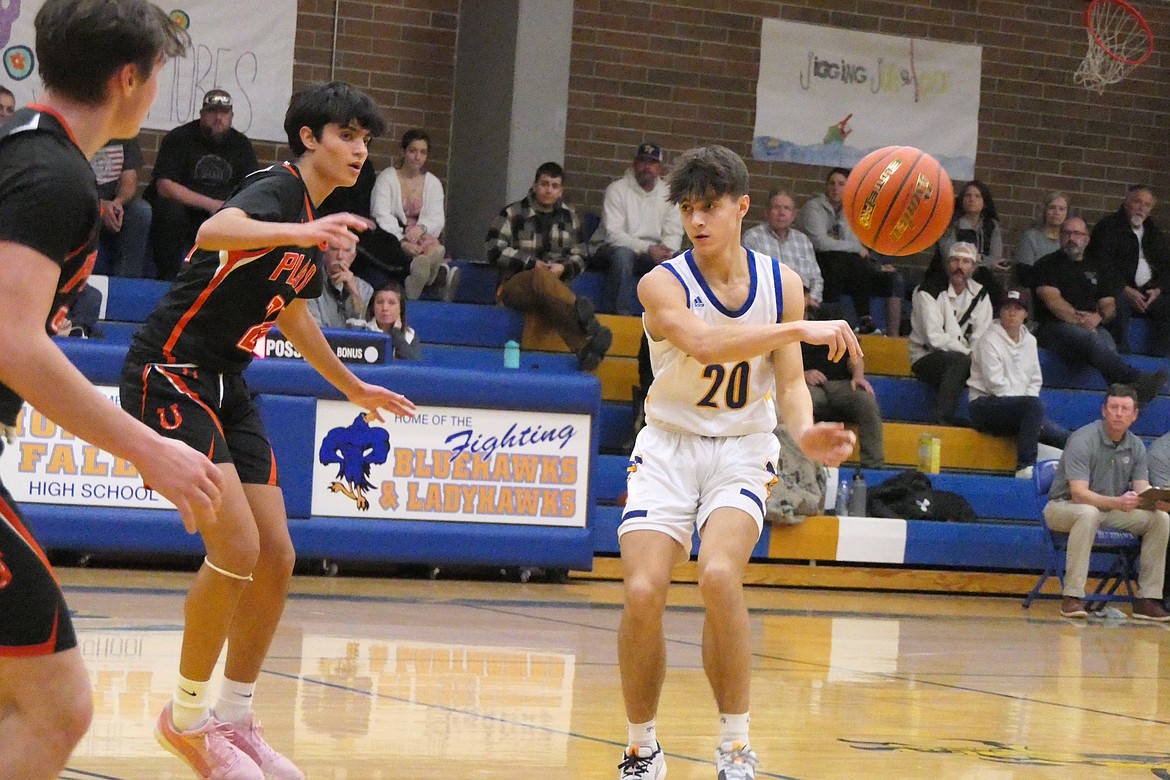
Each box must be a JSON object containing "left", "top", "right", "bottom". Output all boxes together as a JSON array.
[
  {"left": 147, "top": 88, "right": 259, "bottom": 279},
  {"left": 0, "top": 4, "right": 222, "bottom": 779},
  {"left": 1032, "top": 216, "right": 1166, "bottom": 403},
  {"left": 122, "top": 81, "right": 415, "bottom": 780}
]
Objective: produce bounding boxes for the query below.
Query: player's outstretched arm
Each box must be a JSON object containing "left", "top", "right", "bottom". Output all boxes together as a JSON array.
[
  {"left": 276, "top": 299, "right": 416, "bottom": 421},
  {"left": 0, "top": 244, "right": 223, "bottom": 532},
  {"left": 771, "top": 267, "right": 857, "bottom": 466},
  {"left": 638, "top": 263, "right": 863, "bottom": 365},
  {"left": 196, "top": 208, "right": 373, "bottom": 253}
]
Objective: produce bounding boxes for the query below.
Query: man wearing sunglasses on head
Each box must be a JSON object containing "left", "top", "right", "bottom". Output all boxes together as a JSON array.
[{"left": 147, "top": 88, "right": 259, "bottom": 280}]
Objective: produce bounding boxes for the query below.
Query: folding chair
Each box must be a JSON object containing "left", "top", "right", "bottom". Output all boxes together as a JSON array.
[{"left": 1022, "top": 459, "right": 1141, "bottom": 608}]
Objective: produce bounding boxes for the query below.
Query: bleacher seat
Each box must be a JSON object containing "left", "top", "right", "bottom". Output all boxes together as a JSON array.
[{"left": 1022, "top": 459, "right": 1139, "bottom": 609}]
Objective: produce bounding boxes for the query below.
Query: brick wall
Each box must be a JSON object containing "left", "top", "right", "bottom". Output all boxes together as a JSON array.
[
  {"left": 566, "top": 0, "right": 1170, "bottom": 258},
  {"left": 138, "top": 0, "right": 1168, "bottom": 258}
]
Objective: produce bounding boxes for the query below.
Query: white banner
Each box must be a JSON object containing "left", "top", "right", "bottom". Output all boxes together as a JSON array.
[
  {"left": 1, "top": 1, "right": 296, "bottom": 142},
  {"left": 753, "top": 18, "right": 981, "bottom": 179},
  {"left": 312, "top": 402, "right": 591, "bottom": 528},
  {"left": 0, "top": 386, "right": 174, "bottom": 510}
]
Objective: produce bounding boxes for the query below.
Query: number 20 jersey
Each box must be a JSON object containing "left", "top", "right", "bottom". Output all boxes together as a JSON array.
[{"left": 644, "top": 248, "right": 783, "bottom": 438}]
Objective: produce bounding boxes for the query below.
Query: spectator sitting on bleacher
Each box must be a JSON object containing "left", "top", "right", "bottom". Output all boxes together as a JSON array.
[
  {"left": 146, "top": 88, "right": 259, "bottom": 280},
  {"left": 589, "top": 142, "right": 683, "bottom": 315},
  {"left": 1013, "top": 192, "right": 1069, "bottom": 288},
  {"left": 1032, "top": 216, "right": 1166, "bottom": 404},
  {"left": 1146, "top": 431, "right": 1170, "bottom": 611},
  {"left": 0, "top": 84, "right": 13, "bottom": 122},
  {"left": 797, "top": 166, "right": 903, "bottom": 334},
  {"left": 932, "top": 180, "right": 1008, "bottom": 308},
  {"left": 1043, "top": 384, "right": 1170, "bottom": 621},
  {"left": 743, "top": 189, "right": 823, "bottom": 318},
  {"left": 801, "top": 316, "right": 884, "bottom": 468},
  {"left": 967, "top": 288, "right": 1069, "bottom": 479},
  {"left": 1089, "top": 185, "right": 1170, "bottom": 356},
  {"left": 360, "top": 281, "right": 421, "bottom": 361},
  {"left": 306, "top": 243, "right": 372, "bottom": 329},
  {"left": 371, "top": 129, "right": 457, "bottom": 301},
  {"left": 909, "top": 242, "right": 991, "bottom": 425},
  {"left": 54, "top": 285, "right": 103, "bottom": 339},
  {"left": 89, "top": 136, "right": 151, "bottom": 277},
  {"left": 486, "top": 161, "right": 611, "bottom": 371}
]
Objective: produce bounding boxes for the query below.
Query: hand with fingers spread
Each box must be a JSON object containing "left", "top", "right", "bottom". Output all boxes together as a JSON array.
[
  {"left": 348, "top": 380, "right": 417, "bottom": 422},
  {"left": 137, "top": 437, "right": 224, "bottom": 534},
  {"left": 797, "top": 319, "right": 862, "bottom": 364},
  {"left": 797, "top": 421, "right": 857, "bottom": 466},
  {"left": 292, "top": 212, "right": 374, "bottom": 252}
]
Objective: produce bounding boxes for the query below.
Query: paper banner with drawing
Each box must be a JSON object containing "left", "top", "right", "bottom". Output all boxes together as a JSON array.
[
  {"left": 0, "top": 1, "right": 296, "bottom": 142},
  {"left": 753, "top": 18, "right": 982, "bottom": 179}
]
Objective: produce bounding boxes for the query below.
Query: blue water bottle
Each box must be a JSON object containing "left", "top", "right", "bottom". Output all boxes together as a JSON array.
[{"left": 503, "top": 340, "right": 520, "bottom": 369}]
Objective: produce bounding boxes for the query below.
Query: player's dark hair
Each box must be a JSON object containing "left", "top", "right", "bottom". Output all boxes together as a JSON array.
[
  {"left": 827, "top": 166, "right": 851, "bottom": 181},
  {"left": 534, "top": 161, "right": 564, "bottom": 182},
  {"left": 667, "top": 145, "right": 748, "bottom": 204},
  {"left": 367, "top": 281, "right": 408, "bottom": 330},
  {"left": 36, "top": 0, "right": 188, "bottom": 105},
  {"left": 285, "top": 81, "right": 385, "bottom": 156},
  {"left": 401, "top": 128, "right": 430, "bottom": 151},
  {"left": 0, "top": 86, "right": 13, "bottom": 100}
]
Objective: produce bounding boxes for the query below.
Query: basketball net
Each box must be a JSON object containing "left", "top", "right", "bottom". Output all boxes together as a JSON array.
[{"left": 1073, "top": 0, "right": 1154, "bottom": 93}]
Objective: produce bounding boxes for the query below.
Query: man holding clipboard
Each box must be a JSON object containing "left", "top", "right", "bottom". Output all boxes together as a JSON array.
[{"left": 1043, "top": 384, "right": 1170, "bottom": 621}]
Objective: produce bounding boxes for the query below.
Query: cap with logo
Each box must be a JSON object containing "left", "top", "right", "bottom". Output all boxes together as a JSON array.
[
  {"left": 202, "top": 89, "right": 233, "bottom": 110},
  {"left": 635, "top": 142, "right": 662, "bottom": 162},
  {"left": 999, "top": 288, "right": 1030, "bottom": 309}
]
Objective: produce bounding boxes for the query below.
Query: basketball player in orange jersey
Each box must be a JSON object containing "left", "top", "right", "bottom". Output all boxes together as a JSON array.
[
  {"left": 120, "top": 82, "right": 415, "bottom": 780},
  {"left": 0, "top": 3, "right": 224, "bottom": 779},
  {"left": 616, "top": 145, "right": 860, "bottom": 779}
]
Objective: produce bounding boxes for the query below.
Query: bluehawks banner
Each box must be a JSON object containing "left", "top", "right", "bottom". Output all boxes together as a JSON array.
[{"left": 753, "top": 18, "right": 982, "bottom": 179}]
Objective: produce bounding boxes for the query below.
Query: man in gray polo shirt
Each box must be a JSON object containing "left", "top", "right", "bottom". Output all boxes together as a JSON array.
[{"left": 1044, "top": 384, "right": 1170, "bottom": 620}]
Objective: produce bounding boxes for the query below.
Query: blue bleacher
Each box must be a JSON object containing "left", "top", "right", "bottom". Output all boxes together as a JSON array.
[{"left": 82, "top": 266, "right": 1170, "bottom": 580}]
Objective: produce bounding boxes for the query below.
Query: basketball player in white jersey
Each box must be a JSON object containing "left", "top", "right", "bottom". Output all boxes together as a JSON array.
[{"left": 616, "top": 146, "right": 860, "bottom": 780}]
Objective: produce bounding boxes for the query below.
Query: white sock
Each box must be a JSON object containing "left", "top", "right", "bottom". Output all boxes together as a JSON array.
[
  {"left": 719, "top": 712, "right": 750, "bottom": 746},
  {"left": 627, "top": 718, "right": 657, "bottom": 749},
  {"left": 171, "top": 675, "right": 211, "bottom": 732},
  {"left": 213, "top": 678, "right": 257, "bottom": 725}
]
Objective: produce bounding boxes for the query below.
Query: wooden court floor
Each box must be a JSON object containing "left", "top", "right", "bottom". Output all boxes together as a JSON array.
[{"left": 56, "top": 566, "right": 1170, "bottom": 779}]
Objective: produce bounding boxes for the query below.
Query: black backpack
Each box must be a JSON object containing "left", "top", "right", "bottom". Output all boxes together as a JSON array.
[{"left": 867, "top": 469, "right": 977, "bottom": 522}]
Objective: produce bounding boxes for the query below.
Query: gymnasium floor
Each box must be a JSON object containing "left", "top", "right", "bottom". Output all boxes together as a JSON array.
[{"left": 59, "top": 567, "right": 1170, "bottom": 779}]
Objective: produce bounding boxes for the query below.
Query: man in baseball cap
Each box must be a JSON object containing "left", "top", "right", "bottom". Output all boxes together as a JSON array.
[
  {"left": 146, "top": 86, "right": 258, "bottom": 279},
  {"left": 908, "top": 241, "right": 993, "bottom": 424},
  {"left": 589, "top": 141, "right": 682, "bottom": 314}
]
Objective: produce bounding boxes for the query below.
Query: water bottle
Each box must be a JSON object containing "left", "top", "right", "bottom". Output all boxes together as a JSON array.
[
  {"left": 503, "top": 340, "right": 520, "bottom": 369},
  {"left": 918, "top": 432, "right": 932, "bottom": 472},
  {"left": 848, "top": 468, "right": 867, "bottom": 517},
  {"left": 837, "top": 478, "right": 851, "bottom": 516},
  {"left": 929, "top": 434, "right": 942, "bottom": 474}
]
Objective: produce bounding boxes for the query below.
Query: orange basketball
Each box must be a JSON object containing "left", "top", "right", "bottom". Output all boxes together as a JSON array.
[{"left": 840, "top": 146, "right": 954, "bottom": 256}]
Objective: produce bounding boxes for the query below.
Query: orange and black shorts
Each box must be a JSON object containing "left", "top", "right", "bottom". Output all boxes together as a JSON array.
[
  {"left": 0, "top": 482, "right": 77, "bottom": 656},
  {"left": 120, "top": 362, "right": 279, "bottom": 487}
]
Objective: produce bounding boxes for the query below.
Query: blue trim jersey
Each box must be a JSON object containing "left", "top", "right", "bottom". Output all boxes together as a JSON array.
[{"left": 643, "top": 248, "right": 784, "bottom": 437}]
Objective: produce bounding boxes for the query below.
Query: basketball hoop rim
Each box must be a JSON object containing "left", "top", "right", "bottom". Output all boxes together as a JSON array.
[{"left": 1085, "top": 0, "right": 1154, "bottom": 65}]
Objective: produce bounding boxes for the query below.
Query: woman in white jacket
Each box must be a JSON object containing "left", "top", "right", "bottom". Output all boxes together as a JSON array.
[
  {"left": 967, "top": 288, "right": 1070, "bottom": 478},
  {"left": 371, "top": 129, "right": 455, "bottom": 300}
]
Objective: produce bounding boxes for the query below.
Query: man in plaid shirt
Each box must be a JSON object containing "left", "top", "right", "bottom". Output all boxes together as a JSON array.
[{"left": 486, "top": 161, "right": 612, "bottom": 370}]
